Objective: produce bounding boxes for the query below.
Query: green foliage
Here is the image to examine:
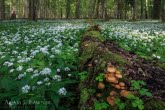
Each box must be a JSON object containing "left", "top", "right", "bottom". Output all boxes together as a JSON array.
[
  {"left": 0, "top": 22, "right": 83, "bottom": 110},
  {"left": 78, "top": 71, "right": 88, "bottom": 81},
  {"left": 115, "top": 98, "right": 126, "bottom": 110},
  {"left": 114, "top": 80, "right": 152, "bottom": 110},
  {"left": 94, "top": 101, "right": 109, "bottom": 110},
  {"left": 95, "top": 73, "right": 104, "bottom": 82},
  {"left": 130, "top": 80, "right": 152, "bottom": 97},
  {"left": 127, "top": 95, "right": 144, "bottom": 110}
]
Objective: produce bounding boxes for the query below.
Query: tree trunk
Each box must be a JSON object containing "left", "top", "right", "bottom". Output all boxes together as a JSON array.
[
  {"left": 66, "top": 0, "right": 70, "bottom": 19},
  {"left": 95, "top": 0, "right": 100, "bottom": 18},
  {"left": 153, "top": 0, "right": 161, "bottom": 19},
  {"left": 140, "top": 0, "right": 144, "bottom": 19},
  {"left": 75, "top": 0, "right": 80, "bottom": 19},
  {"left": 161, "top": 0, "right": 165, "bottom": 22},
  {"left": 144, "top": 0, "right": 148, "bottom": 19},
  {"left": 10, "top": 0, "right": 14, "bottom": 14},
  {"left": 133, "top": 0, "right": 137, "bottom": 20},
  {"left": 101, "top": 0, "right": 105, "bottom": 19},
  {"left": 24, "top": 0, "right": 29, "bottom": 18},
  {"left": 117, "top": 0, "right": 123, "bottom": 19},
  {"left": 0, "top": 0, "right": 5, "bottom": 20},
  {"left": 92, "top": 0, "right": 97, "bottom": 18}
]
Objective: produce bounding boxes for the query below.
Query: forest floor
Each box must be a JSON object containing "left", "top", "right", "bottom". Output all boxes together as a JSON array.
[
  {"left": 104, "top": 40, "right": 165, "bottom": 99},
  {"left": 0, "top": 20, "right": 164, "bottom": 110}
]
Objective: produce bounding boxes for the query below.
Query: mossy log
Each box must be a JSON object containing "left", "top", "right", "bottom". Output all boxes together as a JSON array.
[{"left": 78, "top": 25, "right": 129, "bottom": 109}]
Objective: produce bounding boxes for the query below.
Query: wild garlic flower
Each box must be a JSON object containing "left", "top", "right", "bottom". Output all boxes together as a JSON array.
[
  {"left": 58, "top": 87, "right": 67, "bottom": 95},
  {"left": 16, "top": 66, "right": 23, "bottom": 71},
  {"left": 18, "top": 72, "right": 26, "bottom": 79},
  {"left": 37, "top": 81, "right": 43, "bottom": 85},
  {"left": 43, "top": 77, "right": 49, "bottom": 82},
  {"left": 64, "top": 67, "right": 70, "bottom": 71},
  {"left": 26, "top": 68, "right": 33, "bottom": 72},
  {"left": 40, "top": 46, "right": 49, "bottom": 54},
  {"left": 53, "top": 75, "right": 61, "bottom": 81},
  {"left": 31, "top": 73, "right": 39, "bottom": 79},
  {"left": 57, "top": 68, "right": 61, "bottom": 72},
  {"left": 22, "top": 85, "right": 30, "bottom": 93},
  {"left": 40, "top": 68, "right": 51, "bottom": 75}
]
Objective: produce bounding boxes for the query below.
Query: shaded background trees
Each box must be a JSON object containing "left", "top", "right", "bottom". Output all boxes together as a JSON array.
[{"left": 0, "top": 0, "right": 164, "bottom": 22}]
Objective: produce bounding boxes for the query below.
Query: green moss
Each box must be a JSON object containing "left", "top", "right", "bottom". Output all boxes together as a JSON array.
[
  {"left": 81, "top": 88, "right": 89, "bottom": 103},
  {"left": 100, "top": 51, "right": 129, "bottom": 67},
  {"left": 159, "top": 63, "right": 165, "bottom": 70},
  {"left": 84, "top": 31, "right": 105, "bottom": 42},
  {"left": 79, "top": 88, "right": 90, "bottom": 110},
  {"left": 79, "top": 41, "right": 100, "bottom": 67},
  {"left": 145, "top": 99, "right": 165, "bottom": 110}
]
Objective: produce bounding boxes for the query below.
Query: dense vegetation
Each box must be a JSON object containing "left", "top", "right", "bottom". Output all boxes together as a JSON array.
[
  {"left": 0, "top": 20, "right": 165, "bottom": 110},
  {"left": 0, "top": 0, "right": 165, "bottom": 110}
]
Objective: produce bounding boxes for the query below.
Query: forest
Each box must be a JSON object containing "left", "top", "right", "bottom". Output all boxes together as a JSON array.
[
  {"left": 0, "top": 0, "right": 165, "bottom": 110},
  {"left": 0, "top": 0, "right": 164, "bottom": 21}
]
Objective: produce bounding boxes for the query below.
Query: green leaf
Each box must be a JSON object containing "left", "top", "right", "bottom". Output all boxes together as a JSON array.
[
  {"left": 0, "top": 91, "right": 18, "bottom": 100},
  {"left": 0, "top": 77, "right": 17, "bottom": 91},
  {"left": 146, "top": 92, "right": 152, "bottom": 97},
  {"left": 49, "top": 92, "right": 59, "bottom": 108},
  {"left": 35, "top": 102, "right": 47, "bottom": 110},
  {"left": 138, "top": 105, "right": 144, "bottom": 110},
  {"left": 132, "top": 102, "right": 137, "bottom": 107},
  {"left": 119, "top": 103, "right": 126, "bottom": 110}
]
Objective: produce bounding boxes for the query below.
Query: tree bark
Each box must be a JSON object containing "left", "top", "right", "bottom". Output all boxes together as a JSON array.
[
  {"left": 75, "top": 0, "right": 80, "bottom": 19},
  {"left": 66, "top": 0, "right": 70, "bottom": 19},
  {"left": 28, "top": 0, "right": 37, "bottom": 20},
  {"left": 140, "top": 0, "right": 144, "bottom": 19},
  {"left": 117, "top": 0, "right": 123, "bottom": 19},
  {"left": 95, "top": 0, "right": 100, "bottom": 18},
  {"left": 161, "top": 0, "right": 165, "bottom": 22},
  {"left": 101, "top": 0, "right": 105, "bottom": 19},
  {"left": 153, "top": 0, "right": 161, "bottom": 19},
  {"left": 0, "top": 0, "right": 5, "bottom": 20},
  {"left": 24, "top": 0, "right": 29, "bottom": 18},
  {"left": 133, "top": 0, "right": 137, "bottom": 20}
]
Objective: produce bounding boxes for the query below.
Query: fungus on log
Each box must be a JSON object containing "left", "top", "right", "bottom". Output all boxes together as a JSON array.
[{"left": 78, "top": 25, "right": 128, "bottom": 109}]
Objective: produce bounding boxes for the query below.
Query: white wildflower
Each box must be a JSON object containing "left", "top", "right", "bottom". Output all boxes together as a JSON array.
[
  {"left": 43, "top": 77, "right": 49, "bottom": 82},
  {"left": 34, "top": 70, "right": 39, "bottom": 74},
  {"left": 16, "top": 66, "right": 23, "bottom": 71},
  {"left": 68, "top": 74, "right": 71, "bottom": 77},
  {"left": 45, "top": 82, "right": 51, "bottom": 86},
  {"left": 10, "top": 69, "right": 14, "bottom": 73},
  {"left": 53, "top": 75, "right": 61, "bottom": 81},
  {"left": 31, "top": 73, "right": 39, "bottom": 79},
  {"left": 26, "top": 68, "right": 33, "bottom": 72},
  {"left": 40, "top": 46, "right": 49, "bottom": 54},
  {"left": 37, "top": 81, "right": 43, "bottom": 85},
  {"left": 58, "top": 87, "right": 67, "bottom": 95},
  {"left": 40, "top": 68, "right": 51, "bottom": 75},
  {"left": 50, "top": 55, "right": 55, "bottom": 58},
  {"left": 18, "top": 72, "right": 26, "bottom": 79},
  {"left": 22, "top": 85, "right": 30, "bottom": 93},
  {"left": 64, "top": 67, "right": 70, "bottom": 71},
  {"left": 57, "top": 68, "right": 61, "bottom": 72}
]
